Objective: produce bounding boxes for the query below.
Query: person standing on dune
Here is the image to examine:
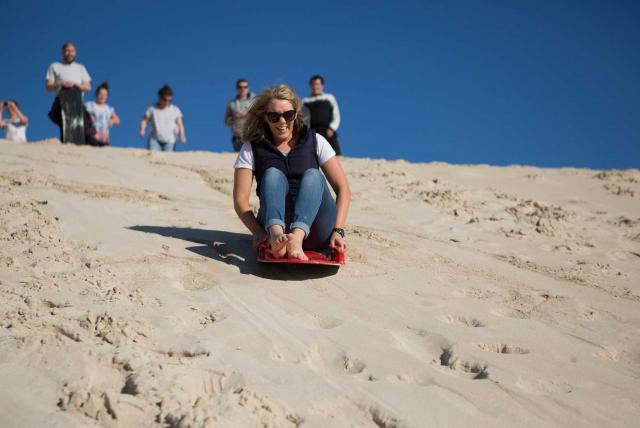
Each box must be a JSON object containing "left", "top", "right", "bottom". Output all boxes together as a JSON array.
[
  {"left": 45, "top": 42, "right": 92, "bottom": 142},
  {"left": 224, "top": 78, "right": 255, "bottom": 152},
  {"left": 139, "top": 84, "right": 186, "bottom": 152},
  {"left": 0, "top": 100, "right": 28, "bottom": 142},
  {"left": 85, "top": 82, "right": 120, "bottom": 146},
  {"left": 303, "top": 75, "right": 342, "bottom": 155}
]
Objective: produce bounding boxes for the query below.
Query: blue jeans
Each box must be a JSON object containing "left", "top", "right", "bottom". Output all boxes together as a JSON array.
[
  {"left": 148, "top": 136, "right": 175, "bottom": 152},
  {"left": 257, "top": 168, "right": 337, "bottom": 249}
]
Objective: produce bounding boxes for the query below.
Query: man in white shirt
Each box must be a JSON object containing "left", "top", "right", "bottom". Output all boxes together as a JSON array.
[{"left": 46, "top": 42, "right": 92, "bottom": 142}]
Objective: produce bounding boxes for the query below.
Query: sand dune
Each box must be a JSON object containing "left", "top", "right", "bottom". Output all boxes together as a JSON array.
[{"left": 1, "top": 139, "right": 638, "bottom": 427}]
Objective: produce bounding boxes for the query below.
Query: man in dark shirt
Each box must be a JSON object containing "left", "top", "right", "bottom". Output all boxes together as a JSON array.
[{"left": 303, "top": 75, "right": 342, "bottom": 155}]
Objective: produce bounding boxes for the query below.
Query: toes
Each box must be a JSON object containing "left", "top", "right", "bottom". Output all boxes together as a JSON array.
[
  {"left": 269, "top": 234, "right": 289, "bottom": 258},
  {"left": 270, "top": 234, "right": 288, "bottom": 248},
  {"left": 293, "top": 250, "right": 309, "bottom": 261}
]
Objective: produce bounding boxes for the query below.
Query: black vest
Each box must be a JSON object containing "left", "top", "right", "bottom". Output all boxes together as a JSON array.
[{"left": 251, "top": 127, "right": 319, "bottom": 217}]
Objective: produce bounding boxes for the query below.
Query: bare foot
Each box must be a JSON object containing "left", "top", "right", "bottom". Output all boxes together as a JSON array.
[
  {"left": 286, "top": 229, "right": 308, "bottom": 260},
  {"left": 268, "top": 226, "right": 288, "bottom": 258}
]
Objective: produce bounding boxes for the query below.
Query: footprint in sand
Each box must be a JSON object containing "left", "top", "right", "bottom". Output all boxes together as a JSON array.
[
  {"left": 201, "top": 371, "right": 245, "bottom": 396},
  {"left": 360, "top": 404, "right": 402, "bottom": 428},
  {"left": 442, "top": 314, "right": 486, "bottom": 327},
  {"left": 304, "top": 345, "right": 367, "bottom": 376},
  {"left": 476, "top": 343, "right": 529, "bottom": 354},
  {"left": 436, "top": 346, "right": 489, "bottom": 380},
  {"left": 341, "top": 354, "right": 367, "bottom": 375}
]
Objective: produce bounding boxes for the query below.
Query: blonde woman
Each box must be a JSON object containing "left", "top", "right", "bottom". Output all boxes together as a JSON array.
[{"left": 233, "top": 84, "right": 350, "bottom": 260}]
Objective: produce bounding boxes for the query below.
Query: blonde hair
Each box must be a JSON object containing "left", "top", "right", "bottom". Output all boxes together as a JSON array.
[{"left": 241, "top": 84, "right": 306, "bottom": 143}]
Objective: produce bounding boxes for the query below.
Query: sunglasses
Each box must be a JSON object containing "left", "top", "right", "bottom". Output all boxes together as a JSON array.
[
  {"left": 266, "top": 110, "right": 296, "bottom": 123},
  {"left": 161, "top": 98, "right": 173, "bottom": 103},
  {"left": 237, "top": 85, "right": 249, "bottom": 89}
]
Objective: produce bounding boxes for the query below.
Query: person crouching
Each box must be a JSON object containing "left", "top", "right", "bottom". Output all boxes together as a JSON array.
[{"left": 233, "top": 84, "right": 350, "bottom": 260}]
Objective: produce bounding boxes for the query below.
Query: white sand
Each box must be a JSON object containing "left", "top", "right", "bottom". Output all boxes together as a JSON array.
[{"left": 1, "top": 139, "right": 638, "bottom": 427}]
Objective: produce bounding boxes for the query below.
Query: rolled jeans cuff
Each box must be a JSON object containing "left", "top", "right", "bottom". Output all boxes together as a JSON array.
[
  {"left": 290, "top": 221, "right": 310, "bottom": 239},
  {"left": 265, "top": 218, "right": 286, "bottom": 230}
]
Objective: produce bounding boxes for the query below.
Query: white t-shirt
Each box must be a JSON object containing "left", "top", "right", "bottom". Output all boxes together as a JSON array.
[
  {"left": 85, "top": 102, "right": 115, "bottom": 144},
  {"left": 145, "top": 104, "right": 183, "bottom": 144},
  {"left": 2, "top": 118, "right": 27, "bottom": 142},
  {"left": 234, "top": 133, "right": 336, "bottom": 170},
  {"left": 46, "top": 62, "right": 91, "bottom": 88}
]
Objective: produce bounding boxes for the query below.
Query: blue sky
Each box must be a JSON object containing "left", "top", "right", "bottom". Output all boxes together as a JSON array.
[{"left": 1, "top": 0, "right": 639, "bottom": 168}]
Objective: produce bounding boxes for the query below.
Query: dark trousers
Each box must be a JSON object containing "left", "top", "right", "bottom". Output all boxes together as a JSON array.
[
  {"left": 47, "top": 96, "right": 64, "bottom": 141},
  {"left": 316, "top": 128, "right": 342, "bottom": 155}
]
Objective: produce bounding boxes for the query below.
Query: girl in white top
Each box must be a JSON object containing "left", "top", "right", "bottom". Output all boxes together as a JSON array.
[
  {"left": 139, "top": 84, "right": 186, "bottom": 152},
  {"left": 0, "top": 100, "right": 28, "bottom": 143},
  {"left": 85, "top": 82, "right": 120, "bottom": 146}
]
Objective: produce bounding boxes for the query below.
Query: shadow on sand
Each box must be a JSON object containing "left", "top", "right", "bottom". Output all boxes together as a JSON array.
[{"left": 128, "top": 226, "right": 340, "bottom": 281}]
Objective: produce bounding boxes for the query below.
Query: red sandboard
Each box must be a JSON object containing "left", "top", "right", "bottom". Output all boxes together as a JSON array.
[{"left": 256, "top": 243, "right": 345, "bottom": 266}]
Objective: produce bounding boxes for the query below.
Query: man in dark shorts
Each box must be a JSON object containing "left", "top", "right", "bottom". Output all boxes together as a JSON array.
[{"left": 303, "top": 75, "right": 342, "bottom": 155}]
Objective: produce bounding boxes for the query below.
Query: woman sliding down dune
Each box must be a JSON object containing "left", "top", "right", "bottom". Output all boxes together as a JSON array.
[{"left": 233, "top": 84, "right": 350, "bottom": 260}]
